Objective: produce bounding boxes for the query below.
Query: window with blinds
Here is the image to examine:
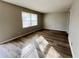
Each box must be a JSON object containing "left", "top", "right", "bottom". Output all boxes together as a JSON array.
[{"left": 22, "top": 12, "right": 38, "bottom": 28}]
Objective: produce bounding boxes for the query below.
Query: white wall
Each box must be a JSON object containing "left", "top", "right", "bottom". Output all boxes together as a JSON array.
[
  {"left": 44, "top": 13, "right": 69, "bottom": 32},
  {"left": 69, "top": 0, "right": 79, "bottom": 57}
]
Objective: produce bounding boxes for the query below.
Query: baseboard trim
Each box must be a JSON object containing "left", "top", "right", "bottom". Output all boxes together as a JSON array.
[
  {"left": 68, "top": 37, "right": 74, "bottom": 58},
  {"left": 0, "top": 28, "right": 42, "bottom": 45},
  {"left": 43, "top": 29, "right": 68, "bottom": 34}
]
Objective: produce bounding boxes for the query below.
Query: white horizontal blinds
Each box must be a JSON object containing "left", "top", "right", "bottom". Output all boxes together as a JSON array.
[
  {"left": 22, "top": 12, "right": 31, "bottom": 28},
  {"left": 22, "top": 12, "right": 38, "bottom": 28},
  {"left": 31, "top": 14, "right": 38, "bottom": 26}
]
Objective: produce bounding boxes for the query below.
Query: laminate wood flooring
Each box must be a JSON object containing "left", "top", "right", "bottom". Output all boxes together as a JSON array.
[{"left": 0, "top": 29, "right": 72, "bottom": 58}]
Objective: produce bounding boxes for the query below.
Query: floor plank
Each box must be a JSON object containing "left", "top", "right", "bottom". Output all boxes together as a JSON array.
[{"left": 0, "top": 29, "right": 72, "bottom": 58}]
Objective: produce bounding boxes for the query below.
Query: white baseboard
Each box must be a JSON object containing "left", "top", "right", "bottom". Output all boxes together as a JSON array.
[
  {"left": 0, "top": 28, "right": 42, "bottom": 44},
  {"left": 68, "top": 37, "right": 74, "bottom": 58}
]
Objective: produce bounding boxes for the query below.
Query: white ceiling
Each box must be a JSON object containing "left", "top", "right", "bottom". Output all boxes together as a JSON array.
[{"left": 2, "top": 0, "right": 73, "bottom": 13}]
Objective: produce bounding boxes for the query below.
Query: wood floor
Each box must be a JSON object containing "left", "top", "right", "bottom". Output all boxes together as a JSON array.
[{"left": 0, "top": 29, "right": 72, "bottom": 58}]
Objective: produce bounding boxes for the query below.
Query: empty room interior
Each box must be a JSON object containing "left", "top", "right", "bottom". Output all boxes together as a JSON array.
[{"left": 0, "top": 0, "right": 79, "bottom": 58}]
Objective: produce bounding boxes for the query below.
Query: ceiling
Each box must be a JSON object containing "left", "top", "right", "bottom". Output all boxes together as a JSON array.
[{"left": 2, "top": 0, "right": 73, "bottom": 13}]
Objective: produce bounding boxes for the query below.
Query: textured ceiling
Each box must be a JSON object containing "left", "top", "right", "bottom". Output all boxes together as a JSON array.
[{"left": 2, "top": 0, "right": 73, "bottom": 13}]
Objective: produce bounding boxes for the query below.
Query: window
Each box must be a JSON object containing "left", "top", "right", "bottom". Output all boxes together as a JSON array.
[
  {"left": 31, "top": 14, "right": 38, "bottom": 26},
  {"left": 22, "top": 12, "right": 38, "bottom": 28}
]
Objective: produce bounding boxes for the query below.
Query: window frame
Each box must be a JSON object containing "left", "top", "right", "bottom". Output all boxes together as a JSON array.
[{"left": 21, "top": 11, "right": 38, "bottom": 28}]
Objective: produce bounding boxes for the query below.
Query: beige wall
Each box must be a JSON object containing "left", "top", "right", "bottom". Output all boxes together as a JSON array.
[
  {"left": 0, "top": 1, "right": 43, "bottom": 44},
  {"left": 69, "top": 0, "right": 79, "bottom": 57},
  {"left": 44, "top": 13, "right": 69, "bottom": 32}
]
